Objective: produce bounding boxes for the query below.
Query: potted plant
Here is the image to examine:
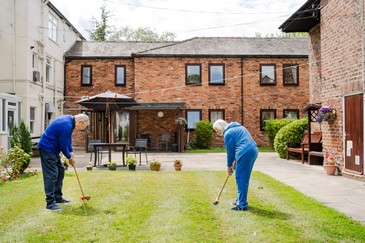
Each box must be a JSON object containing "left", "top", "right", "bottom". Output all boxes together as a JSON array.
[
  {"left": 317, "top": 106, "right": 336, "bottom": 123},
  {"left": 173, "top": 159, "right": 182, "bottom": 171},
  {"left": 149, "top": 160, "right": 161, "bottom": 171},
  {"left": 324, "top": 155, "right": 337, "bottom": 175},
  {"left": 107, "top": 161, "right": 117, "bottom": 171},
  {"left": 126, "top": 156, "right": 137, "bottom": 171},
  {"left": 86, "top": 162, "right": 93, "bottom": 171}
]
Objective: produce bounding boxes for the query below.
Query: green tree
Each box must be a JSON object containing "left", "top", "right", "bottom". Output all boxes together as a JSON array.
[
  {"left": 109, "top": 26, "right": 176, "bottom": 41},
  {"left": 88, "top": 5, "right": 111, "bottom": 41},
  {"left": 10, "top": 120, "right": 32, "bottom": 172}
]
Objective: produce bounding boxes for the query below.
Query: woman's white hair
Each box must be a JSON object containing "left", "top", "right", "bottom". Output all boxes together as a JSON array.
[{"left": 213, "top": 119, "right": 228, "bottom": 133}]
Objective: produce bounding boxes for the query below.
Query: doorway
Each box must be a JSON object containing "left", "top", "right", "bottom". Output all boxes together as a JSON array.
[{"left": 344, "top": 93, "right": 364, "bottom": 174}]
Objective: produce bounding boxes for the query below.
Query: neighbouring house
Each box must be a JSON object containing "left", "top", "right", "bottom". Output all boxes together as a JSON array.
[
  {"left": 280, "top": 0, "right": 365, "bottom": 180},
  {"left": 64, "top": 37, "right": 309, "bottom": 151},
  {"left": 0, "top": 0, "right": 84, "bottom": 150}
]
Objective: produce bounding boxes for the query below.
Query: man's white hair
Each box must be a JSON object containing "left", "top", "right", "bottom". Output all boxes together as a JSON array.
[
  {"left": 75, "top": 114, "right": 89, "bottom": 125},
  {"left": 213, "top": 119, "right": 228, "bottom": 133}
]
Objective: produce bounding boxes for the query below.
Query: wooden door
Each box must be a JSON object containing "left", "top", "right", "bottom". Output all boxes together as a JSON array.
[{"left": 344, "top": 94, "right": 364, "bottom": 174}]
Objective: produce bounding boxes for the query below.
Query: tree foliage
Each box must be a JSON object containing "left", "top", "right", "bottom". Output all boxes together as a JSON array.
[
  {"left": 88, "top": 5, "right": 112, "bottom": 41},
  {"left": 88, "top": 5, "right": 176, "bottom": 41}
]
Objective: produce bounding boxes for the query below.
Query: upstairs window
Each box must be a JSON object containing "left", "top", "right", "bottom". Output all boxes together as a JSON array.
[
  {"left": 81, "top": 65, "right": 92, "bottom": 86},
  {"left": 260, "top": 109, "right": 276, "bottom": 131},
  {"left": 186, "top": 64, "right": 201, "bottom": 85},
  {"left": 209, "top": 64, "right": 225, "bottom": 85},
  {"left": 115, "top": 65, "right": 126, "bottom": 86},
  {"left": 186, "top": 110, "right": 202, "bottom": 130},
  {"left": 48, "top": 13, "right": 58, "bottom": 42},
  {"left": 283, "top": 64, "right": 299, "bottom": 86},
  {"left": 260, "top": 64, "right": 276, "bottom": 85}
]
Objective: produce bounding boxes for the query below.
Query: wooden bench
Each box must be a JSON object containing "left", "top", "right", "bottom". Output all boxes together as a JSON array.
[{"left": 286, "top": 131, "right": 322, "bottom": 164}]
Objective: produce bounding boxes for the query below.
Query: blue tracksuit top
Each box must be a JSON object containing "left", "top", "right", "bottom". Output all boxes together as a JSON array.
[
  {"left": 38, "top": 115, "right": 75, "bottom": 159},
  {"left": 223, "top": 122, "right": 257, "bottom": 167}
]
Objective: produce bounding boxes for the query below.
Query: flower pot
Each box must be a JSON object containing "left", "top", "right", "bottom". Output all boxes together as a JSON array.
[
  {"left": 150, "top": 165, "right": 161, "bottom": 171},
  {"left": 108, "top": 164, "right": 117, "bottom": 171},
  {"left": 324, "top": 165, "right": 337, "bottom": 175},
  {"left": 174, "top": 163, "right": 182, "bottom": 171},
  {"left": 128, "top": 164, "right": 136, "bottom": 171}
]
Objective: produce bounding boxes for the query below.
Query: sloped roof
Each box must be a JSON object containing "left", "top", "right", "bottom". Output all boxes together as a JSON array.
[
  {"left": 65, "top": 41, "right": 175, "bottom": 58},
  {"left": 134, "top": 37, "right": 308, "bottom": 57},
  {"left": 65, "top": 37, "right": 308, "bottom": 58},
  {"left": 279, "top": 0, "right": 320, "bottom": 33}
]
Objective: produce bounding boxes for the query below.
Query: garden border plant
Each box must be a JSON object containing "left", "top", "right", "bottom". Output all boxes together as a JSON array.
[
  {"left": 265, "top": 118, "right": 295, "bottom": 147},
  {"left": 273, "top": 118, "right": 308, "bottom": 158}
]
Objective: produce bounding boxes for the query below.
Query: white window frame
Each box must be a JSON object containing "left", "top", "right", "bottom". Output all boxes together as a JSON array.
[
  {"left": 46, "top": 56, "right": 52, "bottom": 83},
  {"left": 48, "top": 13, "right": 58, "bottom": 42}
]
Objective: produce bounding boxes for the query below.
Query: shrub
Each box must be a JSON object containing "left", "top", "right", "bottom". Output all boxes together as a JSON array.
[
  {"left": 265, "top": 119, "right": 295, "bottom": 147},
  {"left": 10, "top": 121, "right": 32, "bottom": 172},
  {"left": 273, "top": 118, "right": 308, "bottom": 158},
  {"left": 192, "top": 120, "right": 214, "bottom": 149}
]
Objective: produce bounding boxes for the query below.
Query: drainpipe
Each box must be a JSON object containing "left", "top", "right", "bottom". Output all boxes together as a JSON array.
[
  {"left": 12, "top": 0, "right": 16, "bottom": 93},
  {"left": 240, "top": 58, "right": 244, "bottom": 125}
]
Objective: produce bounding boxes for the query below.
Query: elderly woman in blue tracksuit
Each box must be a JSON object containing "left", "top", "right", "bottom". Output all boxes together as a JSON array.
[{"left": 213, "top": 119, "right": 258, "bottom": 211}]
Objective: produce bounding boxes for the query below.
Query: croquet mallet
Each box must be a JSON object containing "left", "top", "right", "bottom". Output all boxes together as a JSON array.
[
  {"left": 213, "top": 173, "right": 231, "bottom": 205},
  {"left": 73, "top": 166, "right": 90, "bottom": 201}
]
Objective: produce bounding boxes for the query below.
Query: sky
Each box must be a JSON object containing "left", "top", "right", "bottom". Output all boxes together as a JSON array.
[{"left": 50, "top": 0, "right": 307, "bottom": 41}]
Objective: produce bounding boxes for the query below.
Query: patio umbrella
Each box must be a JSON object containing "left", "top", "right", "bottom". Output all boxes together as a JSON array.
[{"left": 75, "top": 90, "right": 139, "bottom": 142}]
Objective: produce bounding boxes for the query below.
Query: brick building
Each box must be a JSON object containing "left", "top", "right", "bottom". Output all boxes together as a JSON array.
[
  {"left": 64, "top": 37, "right": 309, "bottom": 151},
  {"left": 280, "top": 0, "right": 365, "bottom": 180}
]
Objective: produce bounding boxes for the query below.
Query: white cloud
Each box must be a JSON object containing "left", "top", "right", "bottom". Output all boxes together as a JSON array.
[{"left": 50, "top": 0, "right": 307, "bottom": 40}]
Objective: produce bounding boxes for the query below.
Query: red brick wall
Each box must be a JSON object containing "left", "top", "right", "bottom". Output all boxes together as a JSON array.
[
  {"left": 312, "top": 0, "right": 364, "bottom": 167},
  {"left": 65, "top": 55, "right": 309, "bottom": 148}
]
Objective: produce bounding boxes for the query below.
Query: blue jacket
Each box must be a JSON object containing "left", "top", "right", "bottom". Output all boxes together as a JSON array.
[
  {"left": 224, "top": 122, "right": 257, "bottom": 167},
  {"left": 38, "top": 115, "right": 75, "bottom": 159}
]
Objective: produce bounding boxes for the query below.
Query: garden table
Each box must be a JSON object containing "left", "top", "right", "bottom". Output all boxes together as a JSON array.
[{"left": 92, "top": 142, "right": 129, "bottom": 167}]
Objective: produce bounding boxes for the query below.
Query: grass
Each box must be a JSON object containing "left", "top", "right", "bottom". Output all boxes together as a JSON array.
[{"left": 1, "top": 171, "right": 365, "bottom": 242}]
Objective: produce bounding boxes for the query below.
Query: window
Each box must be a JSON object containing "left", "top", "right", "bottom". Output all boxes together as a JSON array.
[
  {"left": 32, "top": 53, "right": 38, "bottom": 69},
  {"left": 48, "top": 13, "right": 58, "bottom": 42},
  {"left": 46, "top": 57, "right": 52, "bottom": 83},
  {"left": 115, "top": 65, "right": 126, "bottom": 86},
  {"left": 283, "top": 109, "right": 299, "bottom": 119},
  {"left": 209, "top": 109, "right": 225, "bottom": 124},
  {"left": 209, "top": 64, "right": 225, "bottom": 85},
  {"left": 186, "top": 64, "right": 201, "bottom": 85},
  {"left": 260, "top": 109, "right": 276, "bottom": 131},
  {"left": 30, "top": 107, "right": 35, "bottom": 133},
  {"left": 283, "top": 64, "right": 299, "bottom": 85},
  {"left": 81, "top": 65, "right": 92, "bottom": 86},
  {"left": 186, "top": 110, "right": 202, "bottom": 130},
  {"left": 260, "top": 64, "right": 276, "bottom": 85}
]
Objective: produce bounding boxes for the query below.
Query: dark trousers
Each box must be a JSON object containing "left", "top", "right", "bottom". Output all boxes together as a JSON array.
[
  {"left": 235, "top": 146, "right": 258, "bottom": 209},
  {"left": 39, "top": 148, "right": 65, "bottom": 206}
]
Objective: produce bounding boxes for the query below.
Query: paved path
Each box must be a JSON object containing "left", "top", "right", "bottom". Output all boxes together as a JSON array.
[{"left": 30, "top": 151, "right": 365, "bottom": 225}]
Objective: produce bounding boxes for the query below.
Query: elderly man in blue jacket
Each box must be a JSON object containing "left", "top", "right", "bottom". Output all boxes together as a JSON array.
[
  {"left": 213, "top": 119, "right": 258, "bottom": 211},
  {"left": 38, "top": 114, "right": 89, "bottom": 211}
]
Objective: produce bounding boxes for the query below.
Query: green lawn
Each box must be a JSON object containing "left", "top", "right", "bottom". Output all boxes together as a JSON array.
[{"left": 1, "top": 170, "right": 364, "bottom": 242}]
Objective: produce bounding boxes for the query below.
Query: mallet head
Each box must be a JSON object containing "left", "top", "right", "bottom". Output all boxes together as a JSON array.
[
  {"left": 81, "top": 195, "right": 91, "bottom": 200},
  {"left": 213, "top": 200, "right": 219, "bottom": 205}
]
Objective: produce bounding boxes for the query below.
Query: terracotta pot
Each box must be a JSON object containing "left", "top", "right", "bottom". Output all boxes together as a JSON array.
[
  {"left": 174, "top": 163, "right": 182, "bottom": 171},
  {"left": 324, "top": 164, "right": 337, "bottom": 175},
  {"left": 150, "top": 165, "right": 161, "bottom": 171}
]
